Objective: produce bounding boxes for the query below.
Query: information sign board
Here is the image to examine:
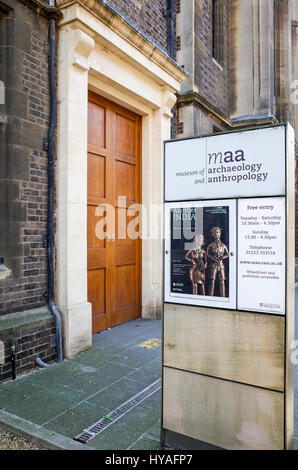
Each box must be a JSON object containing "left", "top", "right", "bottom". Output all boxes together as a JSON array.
[{"left": 237, "top": 197, "right": 285, "bottom": 314}]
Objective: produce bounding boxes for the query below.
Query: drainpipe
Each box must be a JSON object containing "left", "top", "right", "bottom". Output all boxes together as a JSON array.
[
  {"left": 36, "top": 357, "right": 50, "bottom": 368},
  {"left": 165, "top": 0, "right": 175, "bottom": 139},
  {"left": 36, "top": 1, "right": 63, "bottom": 366},
  {"left": 47, "top": 3, "right": 63, "bottom": 363}
]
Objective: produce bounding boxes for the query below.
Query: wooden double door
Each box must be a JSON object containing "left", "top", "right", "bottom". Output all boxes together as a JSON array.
[{"left": 87, "top": 92, "right": 141, "bottom": 333}]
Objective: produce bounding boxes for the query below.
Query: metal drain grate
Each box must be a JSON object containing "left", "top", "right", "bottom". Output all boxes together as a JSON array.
[{"left": 74, "top": 378, "right": 161, "bottom": 444}]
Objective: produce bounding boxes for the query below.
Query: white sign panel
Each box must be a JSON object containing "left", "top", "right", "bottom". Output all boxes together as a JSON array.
[
  {"left": 164, "top": 200, "right": 236, "bottom": 310},
  {"left": 165, "top": 126, "right": 286, "bottom": 201},
  {"left": 237, "top": 197, "right": 285, "bottom": 314}
]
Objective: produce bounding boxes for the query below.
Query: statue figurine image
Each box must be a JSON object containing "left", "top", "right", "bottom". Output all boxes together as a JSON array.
[
  {"left": 185, "top": 234, "right": 207, "bottom": 296},
  {"left": 206, "top": 226, "right": 229, "bottom": 297}
]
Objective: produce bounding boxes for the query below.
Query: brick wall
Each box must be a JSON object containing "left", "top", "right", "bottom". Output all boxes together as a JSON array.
[
  {"left": 108, "top": 0, "right": 169, "bottom": 54},
  {"left": 194, "top": 0, "right": 230, "bottom": 116},
  {"left": 0, "top": 1, "right": 50, "bottom": 315},
  {"left": 0, "top": 311, "right": 56, "bottom": 383}
]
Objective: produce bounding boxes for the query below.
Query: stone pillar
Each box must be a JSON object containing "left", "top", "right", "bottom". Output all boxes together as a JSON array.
[
  {"left": 141, "top": 89, "right": 176, "bottom": 319},
  {"left": 230, "top": 0, "right": 275, "bottom": 119},
  {"left": 176, "top": 0, "right": 195, "bottom": 95},
  {"left": 56, "top": 27, "right": 94, "bottom": 358}
]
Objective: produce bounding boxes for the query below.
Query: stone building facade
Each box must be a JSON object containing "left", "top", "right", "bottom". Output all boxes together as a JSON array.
[
  {"left": 176, "top": 1, "right": 297, "bottom": 136},
  {"left": 0, "top": 0, "right": 186, "bottom": 381},
  {"left": 0, "top": 0, "right": 59, "bottom": 381},
  {"left": 0, "top": 0, "right": 297, "bottom": 384},
  {"left": 176, "top": 0, "right": 298, "bottom": 250}
]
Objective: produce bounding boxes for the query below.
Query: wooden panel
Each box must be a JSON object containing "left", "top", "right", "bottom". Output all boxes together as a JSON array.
[
  {"left": 163, "top": 367, "right": 284, "bottom": 450},
  {"left": 92, "top": 312, "right": 107, "bottom": 334},
  {"left": 110, "top": 102, "right": 141, "bottom": 329},
  {"left": 88, "top": 249, "right": 106, "bottom": 270},
  {"left": 164, "top": 304, "right": 285, "bottom": 391},
  {"left": 88, "top": 94, "right": 110, "bottom": 334},
  {"left": 115, "top": 208, "right": 140, "bottom": 245},
  {"left": 88, "top": 152, "right": 106, "bottom": 199},
  {"left": 115, "top": 264, "right": 135, "bottom": 308},
  {"left": 87, "top": 143, "right": 107, "bottom": 157},
  {"left": 115, "top": 160, "right": 136, "bottom": 201},
  {"left": 115, "top": 113, "right": 136, "bottom": 156},
  {"left": 88, "top": 101, "right": 105, "bottom": 148},
  {"left": 116, "top": 153, "right": 136, "bottom": 166},
  {"left": 87, "top": 205, "right": 106, "bottom": 249},
  {"left": 88, "top": 269, "right": 105, "bottom": 315},
  {"left": 115, "top": 245, "right": 136, "bottom": 267},
  {"left": 112, "top": 305, "right": 139, "bottom": 327},
  {"left": 87, "top": 92, "right": 141, "bottom": 333}
]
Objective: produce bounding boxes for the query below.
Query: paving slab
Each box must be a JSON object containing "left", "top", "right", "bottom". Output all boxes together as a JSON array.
[
  {"left": 108, "top": 345, "right": 160, "bottom": 369},
  {"left": 139, "top": 389, "right": 161, "bottom": 411},
  {"left": 68, "top": 346, "right": 116, "bottom": 367},
  {"left": 126, "top": 358, "right": 162, "bottom": 387},
  {"left": 53, "top": 361, "right": 136, "bottom": 395},
  {"left": 0, "top": 318, "right": 162, "bottom": 450},
  {"left": 0, "top": 374, "right": 47, "bottom": 398},
  {"left": 44, "top": 401, "right": 108, "bottom": 438},
  {"left": 0, "top": 389, "right": 24, "bottom": 409},
  {"left": 146, "top": 419, "right": 161, "bottom": 440},
  {"left": 87, "top": 402, "right": 161, "bottom": 450},
  {"left": 85, "top": 377, "right": 149, "bottom": 411},
  {"left": 129, "top": 435, "right": 161, "bottom": 450},
  {"left": 5, "top": 383, "right": 88, "bottom": 425}
]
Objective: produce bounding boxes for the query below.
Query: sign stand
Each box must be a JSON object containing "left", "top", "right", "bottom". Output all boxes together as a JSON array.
[{"left": 161, "top": 124, "right": 295, "bottom": 450}]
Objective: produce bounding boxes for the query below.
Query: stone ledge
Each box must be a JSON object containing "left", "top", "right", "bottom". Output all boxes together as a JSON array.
[
  {"left": 177, "top": 91, "right": 280, "bottom": 130},
  {"left": 0, "top": 307, "right": 52, "bottom": 337}
]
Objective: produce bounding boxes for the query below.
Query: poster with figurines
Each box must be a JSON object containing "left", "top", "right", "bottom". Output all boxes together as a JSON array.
[{"left": 164, "top": 200, "right": 236, "bottom": 310}]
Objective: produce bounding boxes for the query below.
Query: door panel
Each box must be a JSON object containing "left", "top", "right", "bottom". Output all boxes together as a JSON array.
[
  {"left": 115, "top": 160, "right": 136, "bottom": 201},
  {"left": 88, "top": 152, "right": 106, "bottom": 199},
  {"left": 115, "top": 265, "right": 136, "bottom": 308},
  {"left": 115, "top": 113, "right": 136, "bottom": 156},
  {"left": 87, "top": 92, "right": 141, "bottom": 333},
  {"left": 88, "top": 269, "right": 106, "bottom": 333},
  {"left": 88, "top": 102, "right": 106, "bottom": 148}
]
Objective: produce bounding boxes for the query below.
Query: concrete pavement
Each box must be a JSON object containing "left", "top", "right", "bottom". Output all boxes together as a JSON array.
[{"left": 0, "top": 318, "right": 162, "bottom": 450}]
